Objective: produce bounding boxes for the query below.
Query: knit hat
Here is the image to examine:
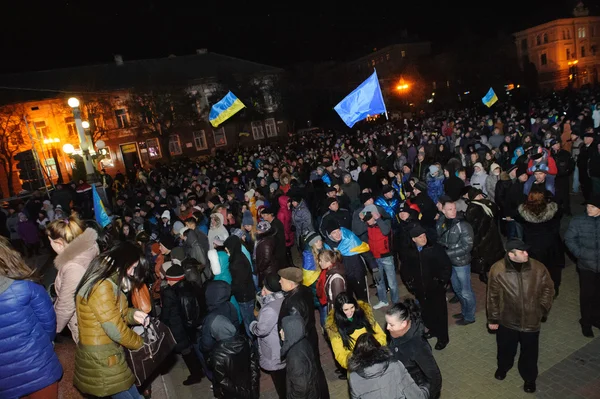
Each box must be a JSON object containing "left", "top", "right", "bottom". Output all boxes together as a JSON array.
[
  {"left": 161, "top": 210, "right": 171, "bottom": 220},
  {"left": 531, "top": 163, "right": 549, "bottom": 174},
  {"left": 303, "top": 231, "right": 322, "bottom": 250},
  {"left": 473, "top": 162, "right": 483, "bottom": 171},
  {"left": 269, "top": 182, "right": 278, "bottom": 191},
  {"left": 381, "top": 185, "right": 394, "bottom": 195},
  {"left": 489, "top": 163, "right": 500, "bottom": 173},
  {"left": 323, "top": 219, "right": 341, "bottom": 235},
  {"left": 516, "top": 163, "right": 529, "bottom": 177},
  {"left": 324, "top": 197, "right": 338, "bottom": 208},
  {"left": 428, "top": 165, "right": 439, "bottom": 176},
  {"left": 230, "top": 228, "right": 245, "bottom": 239},
  {"left": 360, "top": 192, "right": 373, "bottom": 204},
  {"left": 213, "top": 235, "right": 225, "bottom": 247},
  {"left": 257, "top": 220, "right": 271, "bottom": 233},
  {"left": 467, "top": 187, "right": 485, "bottom": 201},
  {"left": 409, "top": 225, "right": 427, "bottom": 238},
  {"left": 278, "top": 267, "right": 303, "bottom": 284},
  {"left": 165, "top": 263, "right": 185, "bottom": 282},
  {"left": 245, "top": 189, "right": 255, "bottom": 200},
  {"left": 172, "top": 221, "right": 184, "bottom": 235},
  {"left": 242, "top": 210, "right": 254, "bottom": 226},
  {"left": 414, "top": 181, "right": 428, "bottom": 192},
  {"left": 261, "top": 206, "right": 276, "bottom": 216},
  {"left": 159, "top": 235, "right": 176, "bottom": 251},
  {"left": 264, "top": 273, "right": 282, "bottom": 292}
]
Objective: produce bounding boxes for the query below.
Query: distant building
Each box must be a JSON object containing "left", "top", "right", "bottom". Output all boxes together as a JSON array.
[
  {"left": 0, "top": 51, "right": 287, "bottom": 195},
  {"left": 514, "top": 2, "right": 600, "bottom": 90}
]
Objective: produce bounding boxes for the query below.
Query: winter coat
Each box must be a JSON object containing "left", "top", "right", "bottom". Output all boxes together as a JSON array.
[
  {"left": 400, "top": 240, "right": 452, "bottom": 298},
  {"left": 17, "top": 220, "right": 39, "bottom": 244},
  {"left": 342, "top": 180, "right": 362, "bottom": 211},
  {"left": 211, "top": 316, "right": 260, "bottom": 399},
  {"left": 270, "top": 217, "right": 289, "bottom": 266},
  {"left": 470, "top": 170, "right": 488, "bottom": 195},
  {"left": 412, "top": 192, "right": 437, "bottom": 229},
  {"left": 444, "top": 175, "right": 465, "bottom": 201},
  {"left": 278, "top": 284, "right": 320, "bottom": 362},
  {"left": 324, "top": 301, "right": 387, "bottom": 369},
  {"left": 465, "top": 200, "right": 504, "bottom": 269},
  {"left": 73, "top": 275, "right": 143, "bottom": 397},
  {"left": 487, "top": 255, "right": 554, "bottom": 332},
  {"left": 292, "top": 200, "right": 315, "bottom": 242},
  {"left": 160, "top": 280, "right": 200, "bottom": 352},
  {"left": 494, "top": 173, "right": 513, "bottom": 217},
  {"left": 225, "top": 236, "right": 256, "bottom": 303},
  {"left": 436, "top": 215, "right": 474, "bottom": 266},
  {"left": 280, "top": 314, "right": 320, "bottom": 399},
  {"left": 366, "top": 217, "right": 392, "bottom": 258},
  {"left": 0, "top": 276, "right": 63, "bottom": 399},
  {"left": 184, "top": 229, "right": 208, "bottom": 266},
  {"left": 348, "top": 346, "right": 428, "bottom": 399},
  {"left": 255, "top": 228, "right": 280, "bottom": 288},
  {"left": 389, "top": 319, "right": 442, "bottom": 399},
  {"left": 53, "top": 228, "right": 99, "bottom": 343},
  {"left": 249, "top": 291, "right": 285, "bottom": 371},
  {"left": 208, "top": 213, "right": 229, "bottom": 247},
  {"left": 517, "top": 202, "right": 565, "bottom": 269},
  {"left": 6, "top": 213, "right": 19, "bottom": 240},
  {"left": 320, "top": 263, "right": 346, "bottom": 312},
  {"left": 565, "top": 213, "right": 600, "bottom": 273},
  {"left": 277, "top": 196, "right": 295, "bottom": 246},
  {"left": 426, "top": 174, "right": 445, "bottom": 204},
  {"left": 200, "top": 280, "right": 240, "bottom": 354},
  {"left": 485, "top": 174, "right": 500, "bottom": 203}
]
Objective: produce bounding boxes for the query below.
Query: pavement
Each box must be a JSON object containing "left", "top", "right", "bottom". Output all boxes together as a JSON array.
[{"left": 36, "top": 196, "right": 600, "bottom": 399}]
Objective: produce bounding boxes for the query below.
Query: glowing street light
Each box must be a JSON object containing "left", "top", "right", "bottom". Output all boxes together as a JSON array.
[
  {"left": 63, "top": 143, "right": 75, "bottom": 154},
  {"left": 81, "top": 121, "right": 90, "bottom": 129},
  {"left": 67, "top": 97, "right": 80, "bottom": 108}
]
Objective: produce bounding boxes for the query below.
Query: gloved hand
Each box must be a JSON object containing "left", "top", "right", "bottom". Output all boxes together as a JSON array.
[{"left": 372, "top": 268, "right": 381, "bottom": 283}]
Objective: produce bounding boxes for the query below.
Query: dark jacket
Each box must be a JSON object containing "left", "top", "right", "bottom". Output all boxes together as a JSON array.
[
  {"left": 280, "top": 313, "right": 320, "bottom": 399},
  {"left": 487, "top": 256, "right": 555, "bottom": 332},
  {"left": 270, "top": 217, "right": 289, "bottom": 265},
  {"left": 160, "top": 280, "right": 202, "bottom": 352},
  {"left": 465, "top": 199, "right": 505, "bottom": 270},
  {"left": 413, "top": 160, "right": 430, "bottom": 182},
  {"left": 185, "top": 229, "right": 208, "bottom": 266},
  {"left": 443, "top": 175, "right": 465, "bottom": 201},
  {"left": 436, "top": 215, "right": 474, "bottom": 266},
  {"left": 400, "top": 240, "right": 452, "bottom": 299},
  {"left": 517, "top": 202, "right": 564, "bottom": 269},
  {"left": 565, "top": 213, "right": 600, "bottom": 273},
  {"left": 412, "top": 192, "right": 437, "bottom": 228},
  {"left": 323, "top": 263, "right": 346, "bottom": 312},
  {"left": 494, "top": 172, "right": 513, "bottom": 218},
  {"left": 389, "top": 319, "right": 442, "bottom": 399},
  {"left": 224, "top": 236, "right": 256, "bottom": 303},
  {"left": 278, "top": 284, "right": 320, "bottom": 362},
  {"left": 0, "top": 276, "right": 63, "bottom": 399},
  {"left": 200, "top": 281, "right": 240, "bottom": 354},
  {"left": 505, "top": 180, "right": 526, "bottom": 218},
  {"left": 255, "top": 228, "right": 280, "bottom": 288},
  {"left": 51, "top": 188, "right": 73, "bottom": 213},
  {"left": 210, "top": 316, "right": 260, "bottom": 399},
  {"left": 320, "top": 208, "right": 352, "bottom": 237}
]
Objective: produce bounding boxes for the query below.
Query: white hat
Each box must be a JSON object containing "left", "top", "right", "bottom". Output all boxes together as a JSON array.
[
  {"left": 245, "top": 189, "right": 255, "bottom": 199},
  {"left": 161, "top": 210, "right": 171, "bottom": 220}
]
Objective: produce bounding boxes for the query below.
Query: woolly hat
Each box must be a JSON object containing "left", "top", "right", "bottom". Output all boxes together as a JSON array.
[
  {"left": 165, "top": 264, "right": 185, "bottom": 282},
  {"left": 324, "top": 197, "right": 338, "bottom": 208},
  {"left": 159, "top": 235, "right": 176, "bottom": 250},
  {"left": 428, "top": 165, "right": 439, "bottom": 176},
  {"left": 264, "top": 273, "right": 282, "bottom": 293},
  {"left": 172, "top": 221, "right": 184, "bottom": 235},
  {"left": 414, "top": 181, "right": 428, "bottom": 192},
  {"left": 269, "top": 182, "right": 278, "bottom": 191},
  {"left": 302, "top": 231, "right": 322, "bottom": 250},
  {"left": 409, "top": 225, "right": 427, "bottom": 238},
  {"left": 242, "top": 210, "right": 254, "bottom": 226},
  {"left": 360, "top": 192, "right": 373, "bottom": 204},
  {"left": 230, "top": 228, "right": 245, "bottom": 239},
  {"left": 323, "top": 219, "right": 341, "bottom": 235},
  {"left": 261, "top": 206, "right": 276, "bottom": 216},
  {"left": 161, "top": 210, "right": 171, "bottom": 220},
  {"left": 489, "top": 163, "right": 501, "bottom": 173},
  {"left": 516, "top": 163, "right": 529, "bottom": 177},
  {"left": 531, "top": 163, "right": 549, "bottom": 174},
  {"left": 245, "top": 189, "right": 255, "bottom": 199},
  {"left": 381, "top": 185, "right": 394, "bottom": 195},
  {"left": 257, "top": 220, "right": 271, "bottom": 233}
]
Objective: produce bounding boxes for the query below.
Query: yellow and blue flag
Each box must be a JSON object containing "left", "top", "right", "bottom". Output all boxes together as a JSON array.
[
  {"left": 482, "top": 88, "right": 498, "bottom": 108},
  {"left": 209, "top": 91, "right": 246, "bottom": 127},
  {"left": 334, "top": 70, "right": 387, "bottom": 128},
  {"left": 92, "top": 185, "right": 111, "bottom": 228}
]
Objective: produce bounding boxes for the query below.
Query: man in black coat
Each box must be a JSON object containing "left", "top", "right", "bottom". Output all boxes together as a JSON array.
[
  {"left": 412, "top": 181, "right": 438, "bottom": 235},
  {"left": 400, "top": 226, "right": 452, "bottom": 350},
  {"left": 319, "top": 198, "right": 352, "bottom": 236},
  {"left": 550, "top": 139, "right": 573, "bottom": 215},
  {"left": 261, "top": 207, "right": 289, "bottom": 267},
  {"left": 278, "top": 268, "right": 330, "bottom": 399},
  {"left": 504, "top": 164, "right": 529, "bottom": 240}
]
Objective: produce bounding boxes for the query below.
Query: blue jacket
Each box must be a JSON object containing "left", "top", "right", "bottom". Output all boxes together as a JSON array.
[
  {"left": 0, "top": 276, "right": 63, "bottom": 399},
  {"left": 374, "top": 196, "right": 400, "bottom": 222}
]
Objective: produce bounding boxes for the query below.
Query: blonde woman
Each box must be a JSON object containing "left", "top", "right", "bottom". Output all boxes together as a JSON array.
[{"left": 47, "top": 215, "right": 99, "bottom": 343}]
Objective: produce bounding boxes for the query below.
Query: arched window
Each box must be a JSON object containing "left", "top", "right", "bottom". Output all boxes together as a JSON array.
[
  {"left": 536, "top": 35, "right": 541, "bottom": 45},
  {"left": 543, "top": 33, "right": 548, "bottom": 44}
]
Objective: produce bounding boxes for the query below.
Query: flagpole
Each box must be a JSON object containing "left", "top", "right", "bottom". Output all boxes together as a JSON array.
[{"left": 374, "top": 68, "right": 389, "bottom": 120}]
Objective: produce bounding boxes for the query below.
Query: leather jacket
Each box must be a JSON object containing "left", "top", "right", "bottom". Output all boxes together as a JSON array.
[
  {"left": 436, "top": 215, "right": 474, "bottom": 266},
  {"left": 487, "top": 256, "right": 554, "bottom": 332},
  {"left": 211, "top": 334, "right": 260, "bottom": 399}
]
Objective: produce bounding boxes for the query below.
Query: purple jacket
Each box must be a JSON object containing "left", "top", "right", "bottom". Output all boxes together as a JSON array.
[{"left": 17, "top": 221, "right": 39, "bottom": 244}]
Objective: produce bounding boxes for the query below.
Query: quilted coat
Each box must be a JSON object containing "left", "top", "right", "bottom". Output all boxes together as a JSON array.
[
  {"left": 0, "top": 276, "right": 63, "bottom": 399},
  {"left": 73, "top": 275, "right": 143, "bottom": 397},
  {"left": 277, "top": 195, "right": 295, "bottom": 247},
  {"left": 53, "top": 228, "right": 99, "bottom": 343}
]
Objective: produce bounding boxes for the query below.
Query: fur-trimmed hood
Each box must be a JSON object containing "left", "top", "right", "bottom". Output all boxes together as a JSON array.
[
  {"left": 518, "top": 202, "right": 558, "bottom": 224},
  {"left": 324, "top": 300, "right": 375, "bottom": 340},
  {"left": 347, "top": 346, "right": 394, "bottom": 378},
  {"left": 54, "top": 228, "right": 99, "bottom": 270}
]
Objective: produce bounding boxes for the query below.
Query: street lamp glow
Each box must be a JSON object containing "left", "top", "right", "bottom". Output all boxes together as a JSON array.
[
  {"left": 63, "top": 144, "right": 75, "bottom": 154},
  {"left": 81, "top": 121, "right": 90, "bottom": 129},
  {"left": 67, "top": 97, "right": 80, "bottom": 108}
]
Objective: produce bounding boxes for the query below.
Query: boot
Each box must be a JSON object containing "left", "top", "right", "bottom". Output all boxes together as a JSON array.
[{"left": 181, "top": 351, "right": 203, "bottom": 386}]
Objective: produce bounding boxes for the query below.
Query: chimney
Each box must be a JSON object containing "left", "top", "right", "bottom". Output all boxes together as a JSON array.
[
  {"left": 114, "top": 54, "right": 124, "bottom": 66},
  {"left": 196, "top": 48, "right": 208, "bottom": 55}
]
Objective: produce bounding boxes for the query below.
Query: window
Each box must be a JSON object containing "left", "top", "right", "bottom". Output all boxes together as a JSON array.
[
  {"left": 114, "top": 109, "right": 129, "bottom": 128},
  {"left": 31, "top": 106, "right": 39, "bottom": 111},
  {"left": 146, "top": 138, "right": 162, "bottom": 159},
  {"left": 591, "top": 26, "right": 595, "bottom": 37},
  {"left": 251, "top": 121, "right": 265, "bottom": 140},
  {"left": 540, "top": 53, "right": 547, "bottom": 65},
  {"left": 213, "top": 127, "right": 227, "bottom": 147},
  {"left": 64, "top": 117, "right": 77, "bottom": 137},
  {"left": 93, "top": 115, "right": 105, "bottom": 130},
  {"left": 567, "top": 30, "right": 571, "bottom": 39},
  {"left": 265, "top": 118, "right": 277, "bottom": 138},
  {"left": 543, "top": 33, "right": 548, "bottom": 44},
  {"left": 562, "top": 30, "right": 566, "bottom": 40},
  {"left": 168, "top": 135, "right": 182, "bottom": 155},
  {"left": 97, "top": 147, "right": 114, "bottom": 168},
  {"left": 193, "top": 130, "right": 208, "bottom": 150},
  {"left": 33, "top": 121, "right": 49, "bottom": 138},
  {"left": 578, "top": 27, "right": 586, "bottom": 38},
  {"left": 536, "top": 35, "right": 541, "bottom": 45},
  {"left": 521, "top": 38, "right": 528, "bottom": 50},
  {"left": 401, "top": 50, "right": 406, "bottom": 58},
  {"left": 592, "top": 45, "right": 597, "bottom": 56},
  {"left": 581, "top": 46, "right": 586, "bottom": 57},
  {"left": 566, "top": 48, "right": 571, "bottom": 59}
]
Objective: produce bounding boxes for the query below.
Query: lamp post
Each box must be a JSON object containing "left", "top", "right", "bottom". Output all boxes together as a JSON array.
[{"left": 68, "top": 97, "right": 96, "bottom": 183}]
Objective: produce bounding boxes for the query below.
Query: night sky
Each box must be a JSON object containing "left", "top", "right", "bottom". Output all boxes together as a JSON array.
[{"left": 0, "top": 0, "right": 594, "bottom": 74}]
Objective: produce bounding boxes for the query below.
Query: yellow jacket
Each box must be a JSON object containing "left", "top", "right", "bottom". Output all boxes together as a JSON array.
[{"left": 324, "top": 300, "right": 387, "bottom": 369}]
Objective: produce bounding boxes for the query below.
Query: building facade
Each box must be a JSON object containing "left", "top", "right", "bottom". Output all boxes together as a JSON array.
[{"left": 514, "top": 2, "right": 600, "bottom": 90}]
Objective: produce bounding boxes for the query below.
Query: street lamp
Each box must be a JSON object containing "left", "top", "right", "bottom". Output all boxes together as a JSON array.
[
  {"left": 63, "top": 144, "right": 75, "bottom": 154},
  {"left": 68, "top": 97, "right": 96, "bottom": 182},
  {"left": 81, "top": 121, "right": 90, "bottom": 129}
]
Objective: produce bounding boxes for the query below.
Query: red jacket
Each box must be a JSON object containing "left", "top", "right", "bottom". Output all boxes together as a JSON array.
[
  {"left": 277, "top": 195, "right": 295, "bottom": 247},
  {"left": 367, "top": 224, "right": 392, "bottom": 259}
]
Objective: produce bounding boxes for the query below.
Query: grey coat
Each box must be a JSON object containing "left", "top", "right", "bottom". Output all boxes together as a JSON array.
[
  {"left": 565, "top": 214, "right": 600, "bottom": 273},
  {"left": 292, "top": 200, "right": 314, "bottom": 242},
  {"left": 436, "top": 215, "right": 474, "bottom": 266},
  {"left": 348, "top": 346, "right": 429, "bottom": 399},
  {"left": 249, "top": 291, "right": 285, "bottom": 371}
]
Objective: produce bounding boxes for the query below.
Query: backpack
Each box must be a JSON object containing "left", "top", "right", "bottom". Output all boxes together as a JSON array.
[{"left": 177, "top": 283, "right": 204, "bottom": 329}]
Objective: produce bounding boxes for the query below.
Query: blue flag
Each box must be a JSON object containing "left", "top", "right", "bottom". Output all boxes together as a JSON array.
[
  {"left": 482, "top": 88, "right": 498, "bottom": 108},
  {"left": 92, "top": 185, "right": 111, "bottom": 228},
  {"left": 334, "top": 71, "right": 387, "bottom": 128}
]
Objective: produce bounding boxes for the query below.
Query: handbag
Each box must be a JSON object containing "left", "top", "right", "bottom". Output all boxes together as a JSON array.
[
  {"left": 125, "top": 317, "right": 176, "bottom": 386},
  {"left": 131, "top": 284, "right": 152, "bottom": 313}
]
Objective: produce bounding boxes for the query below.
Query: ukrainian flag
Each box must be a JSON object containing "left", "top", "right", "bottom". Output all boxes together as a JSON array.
[
  {"left": 209, "top": 91, "right": 246, "bottom": 127},
  {"left": 482, "top": 88, "right": 498, "bottom": 108},
  {"left": 92, "top": 185, "right": 111, "bottom": 228}
]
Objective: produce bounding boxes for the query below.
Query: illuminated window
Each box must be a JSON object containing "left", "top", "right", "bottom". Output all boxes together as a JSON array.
[
  {"left": 64, "top": 117, "right": 77, "bottom": 137},
  {"left": 265, "top": 118, "right": 277, "bottom": 138},
  {"left": 169, "top": 134, "right": 182, "bottom": 155},
  {"left": 540, "top": 53, "right": 547, "bottom": 66},
  {"left": 578, "top": 27, "right": 586, "bottom": 38},
  {"left": 193, "top": 130, "right": 207, "bottom": 150},
  {"left": 401, "top": 50, "right": 406, "bottom": 58},
  {"left": 146, "top": 138, "right": 162, "bottom": 159},
  {"left": 114, "top": 109, "right": 130, "bottom": 128},
  {"left": 213, "top": 127, "right": 227, "bottom": 147},
  {"left": 251, "top": 121, "right": 265, "bottom": 140},
  {"left": 33, "top": 121, "right": 49, "bottom": 138}
]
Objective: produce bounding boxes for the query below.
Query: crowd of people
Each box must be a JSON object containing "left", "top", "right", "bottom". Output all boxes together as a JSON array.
[{"left": 1, "top": 87, "right": 600, "bottom": 399}]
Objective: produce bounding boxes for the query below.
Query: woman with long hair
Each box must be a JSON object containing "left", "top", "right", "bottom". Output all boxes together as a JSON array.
[
  {"left": 517, "top": 191, "right": 564, "bottom": 295},
  {"left": 0, "top": 237, "right": 63, "bottom": 399},
  {"left": 386, "top": 299, "right": 442, "bottom": 399},
  {"left": 347, "top": 333, "right": 428, "bottom": 399},
  {"left": 301, "top": 232, "right": 327, "bottom": 325},
  {"left": 47, "top": 214, "right": 99, "bottom": 343},
  {"left": 316, "top": 249, "right": 346, "bottom": 314},
  {"left": 73, "top": 241, "right": 149, "bottom": 399},
  {"left": 325, "top": 292, "right": 386, "bottom": 371}
]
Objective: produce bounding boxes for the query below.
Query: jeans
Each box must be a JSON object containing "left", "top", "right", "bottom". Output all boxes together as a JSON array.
[
  {"left": 112, "top": 384, "right": 142, "bottom": 399},
  {"left": 238, "top": 300, "right": 256, "bottom": 338},
  {"left": 193, "top": 343, "right": 213, "bottom": 381},
  {"left": 318, "top": 304, "right": 327, "bottom": 327},
  {"left": 573, "top": 165, "right": 580, "bottom": 193},
  {"left": 374, "top": 256, "right": 400, "bottom": 304},
  {"left": 506, "top": 220, "right": 523, "bottom": 240},
  {"left": 451, "top": 264, "right": 476, "bottom": 322}
]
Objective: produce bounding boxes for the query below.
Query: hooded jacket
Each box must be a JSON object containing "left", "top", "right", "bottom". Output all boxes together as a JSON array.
[
  {"left": 469, "top": 168, "right": 488, "bottom": 195},
  {"left": 249, "top": 291, "right": 285, "bottom": 371},
  {"left": 184, "top": 229, "right": 208, "bottom": 266},
  {"left": 348, "top": 346, "right": 428, "bottom": 399},
  {"left": 0, "top": 276, "right": 63, "bottom": 399},
  {"left": 280, "top": 314, "right": 320, "bottom": 399},
  {"left": 517, "top": 202, "right": 564, "bottom": 269},
  {"left": 292, "top": 200, "right": 314, "bottom": 242},
  {"left": 53, "top": 228, "right": 99, "bottom": 343},
  {"left": 277, "top": 195, "right": 295, "bottom": 247},
  {"left": 211, "top": 316, "right": 259, "bottom": 399},
  {"left": 436, "top": 215, "right": 474, "bottom": 266},
  {"left": 200, "top": 280, "right": 240, "bottom": 354},
  {"left": 224, "top": 236, "right": 256, "bottom": 303},
  {"left": 465, "top": 199, "right": 504, "bottom": 269},
  {"left": 208, "top": 213, "right": 229, "bottom": 247}
]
